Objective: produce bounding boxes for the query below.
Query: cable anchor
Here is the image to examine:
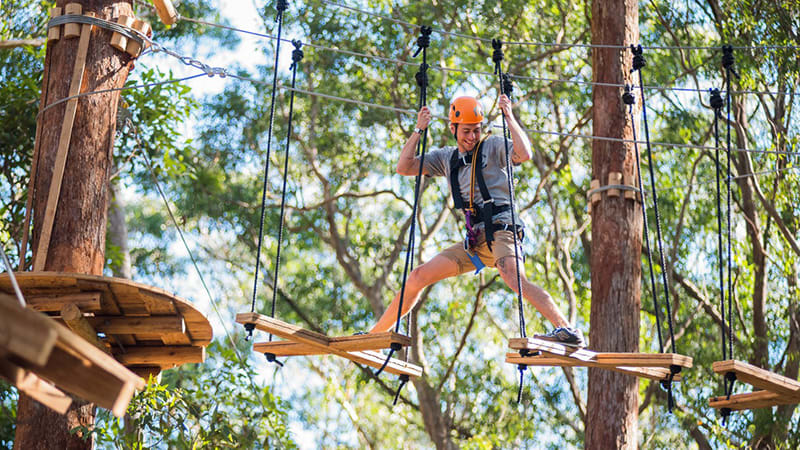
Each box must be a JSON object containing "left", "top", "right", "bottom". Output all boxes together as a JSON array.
[{"left": 630, "top": 44, "right": 646, "bottom": 72}]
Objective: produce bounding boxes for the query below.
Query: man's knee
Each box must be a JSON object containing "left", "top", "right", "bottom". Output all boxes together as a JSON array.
[{"left": 496, "top": 256, "right": 524, "bottom": 277}]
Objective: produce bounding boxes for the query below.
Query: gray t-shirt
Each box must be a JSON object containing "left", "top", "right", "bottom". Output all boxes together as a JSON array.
[{"left": 423, "top": 134, "right": 525, "bottom": 229}]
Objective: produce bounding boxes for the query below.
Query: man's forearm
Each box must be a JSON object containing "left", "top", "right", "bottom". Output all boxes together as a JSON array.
[
  {"left": 505, "top": 115, "right": 532, "bottom": 162},
  {"left": 397, "top": 132, "right": 422, "bottom": 175}
]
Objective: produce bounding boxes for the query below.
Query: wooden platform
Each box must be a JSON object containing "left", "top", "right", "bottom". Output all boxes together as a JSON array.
[
  {"left": 708, "top": 360, "right": 800, "bottom": 410},
  {"left": 0, "top": 272, "right": 212, "bottom": 374},
  {"left": 1, "top": 292, "right": 144, "bottom": 417},
  {"left": 506, "top": 337, "right": 692, "bottom": 381},
  {"left": 236, "top": 312, "right": 422, "bottom": 378}
]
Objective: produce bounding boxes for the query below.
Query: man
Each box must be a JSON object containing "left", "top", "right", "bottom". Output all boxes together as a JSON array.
[{"left": 369, "top": 94, "right": 584, "bottom": 347}]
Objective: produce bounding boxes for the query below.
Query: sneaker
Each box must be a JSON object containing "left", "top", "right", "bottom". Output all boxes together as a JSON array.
[{"left": 534, "top": 327, "right": 586, "bottom": 347}]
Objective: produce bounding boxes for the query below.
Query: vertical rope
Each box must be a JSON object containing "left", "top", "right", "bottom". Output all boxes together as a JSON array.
[
  {"left": 492, "top": 38, "right": 526, "bottom": 339},
  {"left": 630, "top": 45, "right": 677, "bottom": 355},
  {"left": 623, "top": 85, "right": 664, "bottom": 354},
  {"left": 246, "top": 0, "right": 289, "bottom": 340},
  {"left": 722, "top": 44, "right": 739, "bottom": 367},
  {"left": 264, "top": 41, "right": 304, "bottom": 348},
  {"left": 709, "top": 88, "right": 727, "bottom": 363},
  {"left": 375, "top": 26, "right": 431, "bottom": 378}
]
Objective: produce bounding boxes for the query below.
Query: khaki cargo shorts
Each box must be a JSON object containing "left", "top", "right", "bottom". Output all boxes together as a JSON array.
[{"left": 438, "top": 229, "right": 524, "bottom": 275}]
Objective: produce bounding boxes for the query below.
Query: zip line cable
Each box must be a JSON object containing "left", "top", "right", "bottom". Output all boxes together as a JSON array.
[
  {"left": 173, "top": 11, "right": 799, "bottom": 97},
  {"left": 246, "top": 0, "right": 288, "bottom": 342},
  {"left": 318, "top": 0, "right": 800, "bottom": 52}
]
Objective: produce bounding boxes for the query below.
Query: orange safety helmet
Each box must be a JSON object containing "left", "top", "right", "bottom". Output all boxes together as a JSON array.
[{"left": 448, "top": 96, "right": 484, "bottom": 124}]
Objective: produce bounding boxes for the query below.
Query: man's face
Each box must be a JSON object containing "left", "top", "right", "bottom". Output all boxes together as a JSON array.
[{"left": 449, "top": 122, "right": 482, "bottom": 152}]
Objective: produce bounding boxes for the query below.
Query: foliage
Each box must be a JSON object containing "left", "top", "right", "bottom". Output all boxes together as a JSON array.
[{"left": 82, "top": 339, "right": 296, "bottom": 449}]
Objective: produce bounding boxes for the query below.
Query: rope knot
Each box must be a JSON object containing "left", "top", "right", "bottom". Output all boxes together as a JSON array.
[
  {"left": 721, "top": 44, "right": 740, "bottom": 79},
  {"left": 412, "top": 25, "right": 432, "bottom": 57},
  {"left": 276, "top": 0, "right": 288, "bottom": 13},
  {"left": 709, "top": 88, "right": 723, "bottom": 115},
  {"left": 244, "top": 322, "right": 255, "bottom": 341},
  {"left": 265, "top": 352, "right": 284, "bottom": 367},
  {"left": 501, "top": 73, "right": 514, "bottom": 97},
  {"left": 492, "top": 38, "right": 504, "bottom": 72},
  {"left": 630, "top": 44, "right": 646, "bottom": 72},
  {"left": 415, "top": 63, "right": 429, "bottom": 88},
  {"left": 622, "top": 84, "right": 635, "bottom": 106},
  {"left": 290, "top": 40, "right": 304, "bottom": 69}
]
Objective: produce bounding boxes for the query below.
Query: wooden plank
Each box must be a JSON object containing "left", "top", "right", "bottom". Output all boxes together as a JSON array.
[
  {"left": 26, "top": 292, "right": 102, "bottom": 312},
  {"left": 113, "top": 346, "right": 205, "bottom": 367},
  {"left": 253, "top": 332, "right": 411, "bottom": 356},
  {"left": 33, "top": 14, "right": 93, "bottom": 272},
  {"left": 505, "top": 354, "right": 680, "bottom": 381},
  {"left": 32, "top": 347, "right": 137, "bottom": 417},
  {"left": 152, "top": 0, "right": 178, "bottom": 25},
  {"left": 47, "top": 7, "right": 62, "bottom": 41},
  {"left": 0, "top": 359, "right": 71, "bottom": 414},
  {"left": 62, "top": 3, "right": 81, "bottom": 38},
  {"left": 0, "top": 294, "right": 59, "bottom": 366},
  {"left": 713, "top": 360, "right": 800, "bottom": 397},
  {"left": 239, "top": 313, "right": 421, "bottom": 377},
  {"left": 709, "top": 390, "right": 800, "bottom": 411},
  {"left": 87, "top": 315, "right": 185, "bottom": 335},
  {"left": 60, "top": 303, "right": 110, "bottom": 354},
  {"left": 236, "top": 312, "right": 331, "bottom": 347},
  {"left": 110, "top": 15, "right": 135, "bottom": 53},
  {"left": 509, "top": 337, "right": 692, "bottom": 368}
]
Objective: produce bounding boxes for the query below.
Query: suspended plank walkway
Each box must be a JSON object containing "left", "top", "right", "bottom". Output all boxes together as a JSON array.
[
  {"left": 237, "top": 312, "right": 422, "bottom": 378},
  {"left": 506, "top": 337, "right": 692, "bottom": 381},
  {"left": 709, "top": 360, "right": 800, "bottom": 411}
]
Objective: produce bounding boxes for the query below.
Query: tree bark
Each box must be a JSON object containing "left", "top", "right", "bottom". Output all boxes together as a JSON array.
[
  {"left": 586, "top": 0, "right": 641, "bottom": 448},
  {"left": 15, "top": 1, "right": 135, "bottom": 448}
]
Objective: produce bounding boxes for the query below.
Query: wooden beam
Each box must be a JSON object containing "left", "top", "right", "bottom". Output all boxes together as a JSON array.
[
  {"left": 128, "top": 366, "right": 162, "bottom": 381},
  {"left": 506, "top": 354, "right": 681, "bottom": 381},
  {"left": 87, "top": 315, "right": 185, "bottom": 335},
  {"left": 238, "top": 312, "right": 421, "bottom": 378},
  {"left": 709, "top": 390, "right": 800, "bottom": 411},
  {"left": 0, "top": 294, "right": 59, "bottom": 366},
  {"left": 151, "top": 0, "right": 178, "bottom": 25},
  {"left": 113, "top": 346, "right": 205, "bottom": 367},
  {"left": 713, "top": 360, "right": 800, "bottom": 398},
  {"left": 509, "top": 337, "right": 693, "bottom": 368},
  {"left": 253, "top": 332, "right": 411, "bottom": 356},
  {"left": 26, "top": 292, "right": 102, "bottom": 312},
  {"left": 33, "top": 13, "right": 94, "bottom": 272},
  {"left": 60, "top": 303, "right": 110, "bottom": 354},
  {"left": 0, "top": 359, "right": 71, "bottom": 414}
]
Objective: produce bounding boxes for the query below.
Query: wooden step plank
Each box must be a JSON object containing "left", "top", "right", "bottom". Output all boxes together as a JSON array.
[
  {"left": 253, "top": 332, "right": 411, "bottom": 356},
  {"left": 709, "top": 390, "right": 800, "bottom": 410},
  {"left": 505, "top": 353, "right": 680, "bottom": 381},
  {"left": 239, "top": 313, "right": 420, "bottom": 377},
  {"left": 236, "top": 312, "right": 331, "bottom": 347},
  {"left": 26, "top": 292, "right": 102, "bottom": 312},
  {"left": 112, "top": 346, "right": 205, "bottom": 368},
  {"left": 0, "top": 294, "right": 59, "bottom": 366},
  {"left": 509, "top": 338, "right": 693, "bottom": 368},
  {"left": 713, "top": 360, "right": 800, "bottom": 397},
  {"left": 87, "top": 315, "right": 185, "bottom": 335},
  {"left": 0, "top": 359, "right": 72, "bottom": 414}
]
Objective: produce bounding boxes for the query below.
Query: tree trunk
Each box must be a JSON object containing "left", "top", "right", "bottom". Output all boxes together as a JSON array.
[
  {"left": 586, "top": 0, "right": 641, "bottom": 448},
  {"left": 15, "top": 1, "right": 135, "bottom": 448}
]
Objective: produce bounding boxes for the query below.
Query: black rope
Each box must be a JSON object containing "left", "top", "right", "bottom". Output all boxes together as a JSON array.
[
  {"left": 623, "top": 85, "right": 665, "bottom": 354},
  {"left": 247, "top": 0, "right": 288, "bottom": 340},
  {"left": 392, "top": 374, "right": 410, "bottom": 406},
  {"left": 516, "top": 363, "right": 527, "bottom": 403},
  {"left": 709, "top": 88, "right": 727, "bottom": 364},
  {"left": 263, "top": 40, "right": 303, "bottom": 349},
  {"left": 492, "top": 38, "right": 527, "bottom": 340},
  {"left": 722, "top": 45, "right": 740, "bottom": 405},
  {"left": 630, "top": 45, "right": 677, "bottom": 355},
  {"left": 723, "top": 45, "right": 739, "bottom": 369},
  {"left": 376, "top": 26, "right": 431, "bottom": 377}
]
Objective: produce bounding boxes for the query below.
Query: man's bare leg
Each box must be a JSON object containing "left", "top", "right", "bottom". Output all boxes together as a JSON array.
[
  {"left": 370, "top": 254, "right": 461, "bottom": 333},
  {"left": 495, "top": 255, "right": 570, "bottom": 328}
]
